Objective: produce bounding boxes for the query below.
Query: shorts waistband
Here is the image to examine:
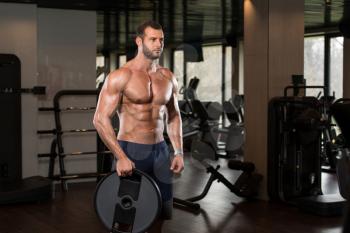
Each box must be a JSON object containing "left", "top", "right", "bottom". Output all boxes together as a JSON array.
[{"left": 118, "top": 140, "right": 168, "bottom": 149}]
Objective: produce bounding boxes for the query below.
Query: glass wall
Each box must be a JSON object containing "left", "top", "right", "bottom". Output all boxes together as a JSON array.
[
  {"left": 330, "top": 37, "right": 344, "bottom": 99},
  {"left": 304, "top": 36, "right": 325, "bottom": 96},
  {"left": 173, "top": 50, "right": 184, "bottom": 100},
  {"left": 96, "top": 55, "right": 105, "bottom": 88},
  {"left": 187, "top": 45, "right": 222, "bottom": 103},
  {"left": 119, "top": 55, "right": 127, "bottom": 67},
  {"left": 238, "top": 40, "right": 244, "bottom": 95},
  {"left": 304, "top": 35, "right": 344, "bottom": 98},
  {"left": 173, "top": 45, "right": 233, "bottom": 103},
  {"left": 225, "top": 46, "right": 233, "bottom": 101}
]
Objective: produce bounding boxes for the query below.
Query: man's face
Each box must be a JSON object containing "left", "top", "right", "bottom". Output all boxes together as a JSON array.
[{"left": 140, "top": 27, "right": 164, "bottom": 60}]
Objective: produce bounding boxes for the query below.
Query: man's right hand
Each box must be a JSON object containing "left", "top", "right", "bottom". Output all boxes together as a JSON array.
[{"left": 116, "top": 157, "right": 135, "bottom": 177}]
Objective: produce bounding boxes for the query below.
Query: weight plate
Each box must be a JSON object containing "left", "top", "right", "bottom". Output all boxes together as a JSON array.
[{"left": 94, "top": 170, "right": 161, "bottom": 233}]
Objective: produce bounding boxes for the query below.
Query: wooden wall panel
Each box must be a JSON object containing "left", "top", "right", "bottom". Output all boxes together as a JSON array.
[
  {"left": 269, "top": 0, "right": 304, "bottom": 97},
  {"left": 244, "top": 0, "right": 304, "bottom": 199}
]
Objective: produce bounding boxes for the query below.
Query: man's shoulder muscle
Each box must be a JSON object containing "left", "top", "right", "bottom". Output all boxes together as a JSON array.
[
  {"left": 107, "top": 67, "right": 132, "bottom": 92},
  {"left": 159, "top": 67, "right": 178, "bottom": 94},
  {"left": 159, "top": 67, "right": 173, "bottom": 79}
]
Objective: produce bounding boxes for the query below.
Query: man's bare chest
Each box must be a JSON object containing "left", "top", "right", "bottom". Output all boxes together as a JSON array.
[{"left": 123, "top": 72, "right": 173, "bottom": 105}]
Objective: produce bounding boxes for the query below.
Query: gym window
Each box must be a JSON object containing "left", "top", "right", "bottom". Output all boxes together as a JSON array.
[
  {"left": 173, "top": 50, "right": 184, "bottom": 100},
  {"left": 304, "top": 35, "right": 344, "bottom": 98},
  {"left": 330, "top": 36, "right": 344, "bottom": 99},
  {"left": 225, "top": 46, "right": 233, "bottom": 101},
  {"left": 119, "top": 55, "right": 127, "bottom": 67},
  {"left": 304, "top": 36, "right": 325, "bottom": 96},
  {"left": 187, "top": 45, "right": 222, "bottom": 103},
  {"left": 173, "top": 44, "right": 234, "bottom": 103}
]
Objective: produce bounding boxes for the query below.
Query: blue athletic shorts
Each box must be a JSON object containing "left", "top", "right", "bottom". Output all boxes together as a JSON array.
[{"left": 114, "top": 140, "right": 173, "bottom": 220}]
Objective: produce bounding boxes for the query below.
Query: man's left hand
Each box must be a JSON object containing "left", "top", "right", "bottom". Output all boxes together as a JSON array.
[{"left": 170, "top": 155, "right": 184, "bottom": 174}]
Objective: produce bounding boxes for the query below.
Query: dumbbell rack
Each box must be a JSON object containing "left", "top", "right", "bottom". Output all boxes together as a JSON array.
[{"left": 37, "top": 90, "right": 113, "bottom": 190}]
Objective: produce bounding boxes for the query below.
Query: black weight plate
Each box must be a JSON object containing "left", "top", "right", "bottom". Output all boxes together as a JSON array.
[{"left": 94, "top": 170, "right": 161, "bottom": 233}]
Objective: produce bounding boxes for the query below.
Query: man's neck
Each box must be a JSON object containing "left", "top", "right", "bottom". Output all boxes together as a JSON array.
[{"left": 133, "top": 54, "right": 158, "bottom": 73}]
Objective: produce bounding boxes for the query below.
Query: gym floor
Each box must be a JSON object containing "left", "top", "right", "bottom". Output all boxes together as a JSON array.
[{"left": 0, "top": 155, "right": 343, "bottom": 233}]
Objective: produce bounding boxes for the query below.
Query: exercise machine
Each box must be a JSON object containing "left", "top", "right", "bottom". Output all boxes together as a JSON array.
[
  {"left": 172, "top": 99, "right": 262, "bottom": 211},
  {"left": 330, "top": 99, "right": 350, "bottom": 232},
  {"left": 0, "top": 54, "right": 52, "bottom": 204},
  {"left": 268, "top": 83, "right": 346, "bottom": 216}
]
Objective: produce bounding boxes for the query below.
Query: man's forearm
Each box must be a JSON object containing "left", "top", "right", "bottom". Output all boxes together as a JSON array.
[
  {"left": 94, "top": 117, "right": 126, "bottom": 160},
  {"left": 167, "top": 115, "right": 183, "bottom": 155}
]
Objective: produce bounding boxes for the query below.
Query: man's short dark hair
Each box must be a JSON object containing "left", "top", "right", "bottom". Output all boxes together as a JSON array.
[{"left": 136, "top": 20, "right": 163, "bottom": 38}]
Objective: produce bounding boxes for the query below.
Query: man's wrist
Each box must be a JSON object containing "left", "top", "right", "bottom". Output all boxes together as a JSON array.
[{"left": 174, "top": 148, "right": 183, "bottom": 156}]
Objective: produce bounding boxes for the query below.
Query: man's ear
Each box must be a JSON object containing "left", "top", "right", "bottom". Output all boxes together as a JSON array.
[{"left": 135, "top": 36, "right": 142, "bottom": 47}]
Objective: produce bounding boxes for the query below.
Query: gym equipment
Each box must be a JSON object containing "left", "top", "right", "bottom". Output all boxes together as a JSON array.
[
  {"left": 182, "top": 86, "right": 245, "bottom": 158},
  {"left": 94, "top": 170, "right": 161, "bottom": 233},
  {"left": 190, "top": 140, "right": 262, "bottom": 198},
  {"left": 223, "top": 98, "right": 245, "bottom": 156},
  {"left": 268, "top": 85, "right": 346, "bottom": 216},
  {"left": 37, "top": 128, "right": 117, "bottom": 135},
  {"left": 172, "top": 100, "right": 262, "bottom": 211},
  {"left": 163, "top": 129, "right": 203, "bottom": 211},
  {"left": 331, "top": 99, "right": 350, "bottom": 199},
  {"left": 0, "top": 54, "right": 21, "bottom": 184},
  {"left": 178, "top": 77, "right": 202, "bottom": 151},
  {"left": 0, "top": 86, "right": 46, "bottom": 95},
  {"left": 164, "top": 100, "right": 250, "bottom": 212},
  {"left": 38, "top": 128, "right": 98, "bottom": 134},
  {"left": 178, "top": 77, "right": 200, "bottom": 127},
  {"left": 223, "top": 96, "right": 244, "bottom": 125},
  {"left": 39, "top": 106, "right": 96, "bottom": 111},
  {"left": 290, "top": 74, "right": 306, "bottom": 96},
  {"left": 190, "top": 99, "right": 242, "bottom": 158},
  {"left": 268, "top": 85, "right": 328, "bottom": 201},
  {"left": 330, "top": 99, "right": 350, "bottom": 147},
  {"left": 296, "top": 193, "right": 346, "bottom": 216},
  {"left": 173, "top": 139, "right": 262, "bottom": 211},
  {"left": 37, "top": 89, "right": 112, "bottom": 188},
  {"left": 319, "top": 95, "right": 338, "bottom": 171},
  {"left": 180, "top": 76, "right": 200, "bottom": 102},
  {"left": 179, "top": 78, "right": 227, "bottom": 143},
  {"left": 268, "top": 95, "right": 323, "bottom": 200},
  {"left": 284, "top": 80, "right": 343, "bottom": 171},
  {"left": 38, "top": 150, "right": 112, "bottom": 158},
  {"left": 329, "top": 99, "right": 350, "bottom": 232},
  {"left": 0, "top": 54, "right": 52, "bottom": 204}
]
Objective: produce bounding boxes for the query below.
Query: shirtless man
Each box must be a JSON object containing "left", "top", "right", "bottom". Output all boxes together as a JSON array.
[{"left": 93, "top": 20, "right": 184, "bottom": 233}]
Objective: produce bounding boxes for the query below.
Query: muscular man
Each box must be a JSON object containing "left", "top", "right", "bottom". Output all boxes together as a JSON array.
[{"left": 93, "top": 20, "right": 184, "bottom": 233}]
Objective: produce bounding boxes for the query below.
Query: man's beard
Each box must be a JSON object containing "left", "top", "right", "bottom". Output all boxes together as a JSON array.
[{"left": 142, "top": 43, "right": 162, "bottom": 60}]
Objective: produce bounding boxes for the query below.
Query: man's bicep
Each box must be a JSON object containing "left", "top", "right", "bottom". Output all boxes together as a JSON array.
[
  {"left": 166, "top": 93, "right": 181, "bottom": 121},
  {"left": 96, "top": 73, "right": 125, "bottom": 118},
  {"left": 97, "top": 88, "right": 119, "bottom": 118}
]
